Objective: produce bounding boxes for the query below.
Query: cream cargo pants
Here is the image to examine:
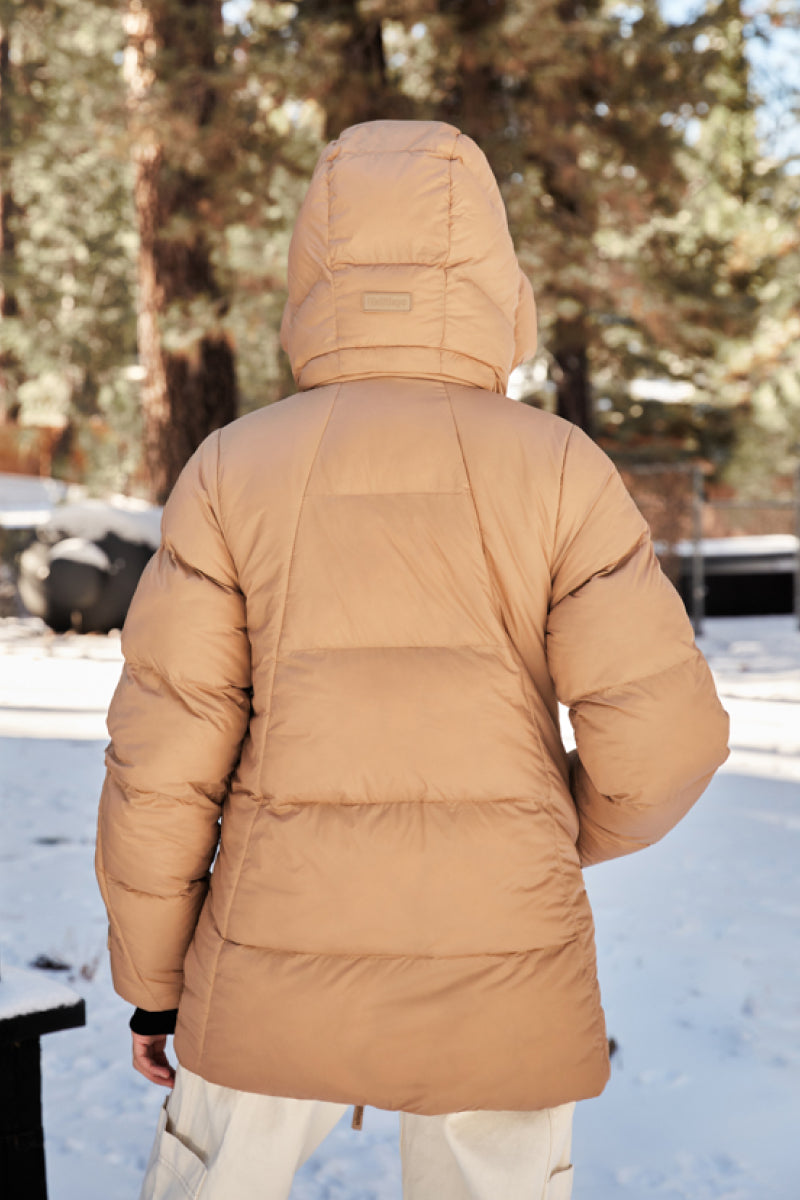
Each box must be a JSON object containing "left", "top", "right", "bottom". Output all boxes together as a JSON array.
[{"left": 139, "top": 1065, "right": 575, "bottom": 1200}]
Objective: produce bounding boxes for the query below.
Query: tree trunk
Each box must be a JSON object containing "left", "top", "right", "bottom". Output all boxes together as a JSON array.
[
  {"left": 297, "top": 1, "right": 411, "bottom": 141},
  {"left": 0, "top": 16, "right": 22, "bottom": 420},
  {"left": 0, "top": 21, "right": 15, "bottom": 320},
  {"left": 436, "top": 0, "right": 507, "bottom": 134},
  {"left": 429, "top": 2, "right": 598, "bottom": 435},
  {"left": 552, "top": 320, "right": 594, "bottom": 436},
  {"left": 324, "top": 5, "right": 386, "bottom": 138},
  {"left": 125, "top": 0, "right": 236, "bottom": 505}
]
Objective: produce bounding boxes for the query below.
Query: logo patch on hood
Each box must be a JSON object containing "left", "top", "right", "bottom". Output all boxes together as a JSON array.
[
  {"left": 281, "top": 120, "right": 537, "bottom": 394},
  {"left": 362, "top": 292, "right": 413, "bottom": 313}
]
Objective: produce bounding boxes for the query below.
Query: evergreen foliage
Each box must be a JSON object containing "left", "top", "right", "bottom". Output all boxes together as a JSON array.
[
  {"left": 0, "top": 0, "right": 140, "bottom": 485},
  {"left": 0, "top": 0, "right": 796, "bottom": 503}
]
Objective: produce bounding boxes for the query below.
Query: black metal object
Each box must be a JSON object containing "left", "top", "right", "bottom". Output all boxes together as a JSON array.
[
  {"left": 616, "top": 459, "right": 800, "bottom": 624},
  {"left": 796, "top": 461, "right": 800, "bottom": 630},
  {"left": 18, "top": 528, "right": 154, "bottom": 634},
  {"left": 0, "top": 977, "right": 86, "bottom": 1200},
  {"left": 676, "top": 540, "right": 797, "bottom": 617},
  {"left": 691, "top": 464, "right": 705, "bottom": 634}
]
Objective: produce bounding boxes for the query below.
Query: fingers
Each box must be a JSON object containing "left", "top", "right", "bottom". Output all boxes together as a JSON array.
[{"left": 132, "top": 1032, "right": 176, "bottom": 1089}]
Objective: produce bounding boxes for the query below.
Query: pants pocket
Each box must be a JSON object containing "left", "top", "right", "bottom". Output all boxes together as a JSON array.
[
  {"left": 546, "top": 1164, "right": 574, "bottom": 1200},
  {"left": 139, "top": 1101, "right": 208, "bottom": 1200}
]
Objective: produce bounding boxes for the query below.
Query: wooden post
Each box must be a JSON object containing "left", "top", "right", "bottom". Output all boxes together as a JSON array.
[
  {"left": 0, "top": 966, "right": 86, "bottom": 1200},
  {"left": 0, "top": 1038, "right": 47, "bottom": 1200},
  {"left": 691, "top": 464, "right": 705, "bottom": 636},
  {"left": 795, "top": 460, "right": 800, "bottom": 630}
]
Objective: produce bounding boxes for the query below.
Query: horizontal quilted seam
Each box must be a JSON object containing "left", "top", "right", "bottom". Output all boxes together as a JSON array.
[
  {"left": 295, "top": 349, "right": 505, "bottom": 387},
  {"left": 101, "top": 869, "right": 207, "bottom": 902},
  {"left": 550, "top": 465, "right": 617, "bottom": 588},
  {"left": 302, "top": 489, "right": 470, "bottom": 496},
  {"left": 102, "top": 756, "right": 228, "bottom": 806},
  {"left": 288, "top": 262, "right": 499, "bottom": 322},
  {"left": 298, "top": 343, "right": 501, "bottom": 362},
  {"left": 162, "top": 539, "right": 244, "bottom": 598},
  {"left": 291, "top": 270, "right": 510, "bottom": 350},
  {"left": 122, "top": 657, "right": 250, "bottom": 703},
  {"left": 249, "top": 794, "right": 551, "bottom": 809},
  {"left": 273, "top": 644, "right": 511, "bottom": 662},
  {"left": 330, "top": 148, "right": 460, "bottom": 161},
  {"left": 329, "top": 256, "right": 482, "bottom": 270},
  {"left": 327, "top": 258, "right": 445, "bottom": 268},
  {"left": 548, "top": 526, "right": 652, "bottom": 616},
  {"left": 586, "top": 530, "right": 650, "bottom": 583},
  {"left": 567, "top": 649, "right": 698, "bottom": 707},
  {"left": 215, "top": 931, "right": 583, "bottom": 963}
]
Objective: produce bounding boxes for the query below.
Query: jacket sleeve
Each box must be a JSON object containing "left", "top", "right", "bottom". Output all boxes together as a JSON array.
[
  {"left": 95, "top": 431, "right": 251, "bottom": 1011},
  {"left": 545, "top": 426, "right": 729, "bottom": 868}
]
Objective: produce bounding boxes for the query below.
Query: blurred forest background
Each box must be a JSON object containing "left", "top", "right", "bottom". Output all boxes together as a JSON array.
[{"left": 0, "top": 0, "right": 798, "bottom": 528}]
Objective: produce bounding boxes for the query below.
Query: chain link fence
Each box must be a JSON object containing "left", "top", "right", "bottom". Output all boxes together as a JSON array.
[{"left": 618, "top": 461, "right": 800, "bottom": 633}]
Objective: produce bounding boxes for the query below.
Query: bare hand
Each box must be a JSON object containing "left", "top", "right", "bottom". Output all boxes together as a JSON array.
[{"left": 132, "top": 1032, "right": 176, "bottom": 1088}]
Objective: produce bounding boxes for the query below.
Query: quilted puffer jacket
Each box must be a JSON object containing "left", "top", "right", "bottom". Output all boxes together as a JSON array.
[{"left": 96, "top": 120, "right": 729, "bottom": 1115}]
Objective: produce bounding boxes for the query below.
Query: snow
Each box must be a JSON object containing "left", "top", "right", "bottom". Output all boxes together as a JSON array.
[
  {"left": 0, "top": 473, "right": 162, "bottom": 547},
  {"left": 671, "top": 535, "right": 796, "bottom": 561},
  {"left": 0, "top": 964, "right": 84, "bottom": 1022},
  {"left": 43, "top": 497, "right": 163, "bottom": 550},
  {"left": 0, "top": 472, "right": 68, "bottom": 529},
  {"left": 0, "top": 613, "right": 798, "bottom": 1199},
  {"left": 0, "top": 619, "right": 121, "bottom": 740},
  {"left": 48, "top": 538, "right": 112, "bottom": 572}
]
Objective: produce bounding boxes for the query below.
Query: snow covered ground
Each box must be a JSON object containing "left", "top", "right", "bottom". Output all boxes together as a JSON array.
[{"left": 1, "top": 613, "right": 799, "bottom": 1199}]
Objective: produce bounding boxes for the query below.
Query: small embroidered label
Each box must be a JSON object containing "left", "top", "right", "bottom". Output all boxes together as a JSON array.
[{"left": 362, "top": 291, "right": 412, "bottom": 313}]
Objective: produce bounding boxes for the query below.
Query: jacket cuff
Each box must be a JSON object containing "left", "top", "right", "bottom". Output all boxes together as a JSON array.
[{"left": 129, "top": 1007, "right": 178, "bottom": 1036}]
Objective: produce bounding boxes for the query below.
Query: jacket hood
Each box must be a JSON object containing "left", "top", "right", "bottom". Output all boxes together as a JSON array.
[{"left": 280, "top": 120, "right": 537, "bottom": 395}]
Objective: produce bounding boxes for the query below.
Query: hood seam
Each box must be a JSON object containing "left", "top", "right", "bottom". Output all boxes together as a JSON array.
[
  {"left": 296, "top": 346, "right": 504, "bottom": 389},
  {"left": 441, "top": 132, "right": 457, "bottom": 380},
  {"left": 285, "top": 121, "right": 535, "bottom": 393},
  {"left": 326, "top": 156, "right": 342, "bottom": 381},
  {"left": 332, "top": 148, "right": 460, "bottom": 162}
]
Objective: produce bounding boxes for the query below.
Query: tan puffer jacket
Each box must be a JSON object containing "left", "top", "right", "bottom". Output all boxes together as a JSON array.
[{"left": 96, "top": 120, "right": 729, "bottom": 1115}]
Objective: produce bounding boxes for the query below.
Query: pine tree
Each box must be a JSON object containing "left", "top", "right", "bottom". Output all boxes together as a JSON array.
[
  {"left": 347, "top": 0, "right": 762, "bottom": 439},
  {"left": 1, "top": 0, "right": 316, "bottom": 492},
  {"left": 0, "top": 4, "right": 26, "bottom": 416},
  {"left": 0, "top": 16, "right": 16, "bottom": 323},
  {"left": 601, "top": 0, "right": 793, "bottom": 476},
  {"left": 285, "top": 0, "right": 414, "bottom": 140},
  {"left": 429, "top": 0, "right": 735, "bottom": 433},
  {"left": 123, "top": 0, "right": 238, "bottom": 503},
  {"left": 4, "top": 0, "right": 793, "bottom": 501},
  {"left": 708, "top": 0, "right": 800, "bottom": 495},
  {"left": 0, "top": 0, "right": 140, "bottom": 483}
]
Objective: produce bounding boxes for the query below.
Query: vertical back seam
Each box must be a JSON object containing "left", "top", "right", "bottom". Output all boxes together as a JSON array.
[
  {"left": 441, "top": 381, "right": 508, "bottom": 636},
  {"left": 440, "top": 135, "right": 457, "bottom": 377},
  {"left": 444, "top": 383, "right": 555, "bottom": 814},
  {"left": 196, "top": 385, "right": 341, "bottom": 1066},
  {"left": 328, "top": 159, "right": 341, "bottom": 378},
  {"left": 551, "top": 426, "right": 574, "bottom": 582},
  {"left": 221, "top": 384, "right": 339, "bottom": 937},
  {"left": 259, "top": 383, "right": 341, "bottom": 761}
]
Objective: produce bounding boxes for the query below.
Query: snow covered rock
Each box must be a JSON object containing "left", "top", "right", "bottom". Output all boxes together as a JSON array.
[{"left": 16, "top": 497, "right": 162, "bottom": 635}]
